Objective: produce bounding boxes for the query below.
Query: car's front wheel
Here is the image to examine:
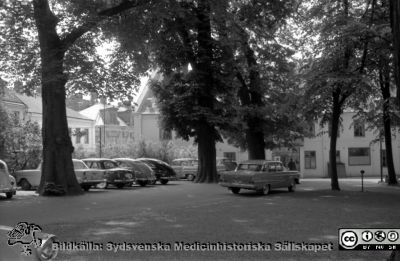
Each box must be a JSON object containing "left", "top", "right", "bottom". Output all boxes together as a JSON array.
[
  {"left": 230, "top": 187, "right": 240, "bottom": 194},
  {"left": 288, "top": 181, "right": 296, "bottom": 192},
  {"left": 19, "top": 179, "right": 31, "bottom": 190},
  {"left": 186, "top": 174, "right": 195, "bottom": 181},
  {"left": 6, "top": 192, "right": 13, "bottom": 199},
  {"left": 258, "top": 184, "right": 270, "bottom": 195},
  {"left": 137, "top": 180, "right": 147, "bottom": 187},
  {"left": 81, "top": 185, "right": 91, "bottom": 191},
  {"left": 116, "top": 183, "right": 125, "bottom": 189},
  {"left": 160, "top": 179, "right": 169, "bottom": 185}
]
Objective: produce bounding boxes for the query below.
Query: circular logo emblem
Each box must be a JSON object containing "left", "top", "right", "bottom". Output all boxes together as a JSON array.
[
  {"left": 341, "top": 231, "right": 358, "bottom": 249},
  {"left": 374, "top": 231, "right": 386, "bottom": 242},
  {"left": 362, "top": 231, "right": 373, "bottom": 242},
  {"left": 388, "top": 231, "right": 399, "bottom": 242}
]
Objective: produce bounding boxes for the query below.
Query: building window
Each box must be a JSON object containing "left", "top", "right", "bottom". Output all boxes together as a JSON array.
[
  {"left": 306, "top": 122, "right": 315, "bottom": 137},
  {"left": 354, "top": 121, "right": 365, "bottom": 137},
  {"left": 83, "top": 128, "right": 89, "bottom": 144},
  {"left": 381, "top": 150, "right": 387, "bottom": 167},
  {"left": 304, "top": 151, "right": 316, "bottom": 169},
  {"left": 13, "top": 111, "right": 20, "bottom": 120},
  {"left": 223, "top": 152, "right": 236, "bottom": 161},
  {"left": 159, "top": 128, "right": 172, "bottom": 140},
  {"left": 75, "top": 128, "right": 81, "bottom": 144},
  {"left": 348, "top": 147, "right": 370, "bottom": 166}
]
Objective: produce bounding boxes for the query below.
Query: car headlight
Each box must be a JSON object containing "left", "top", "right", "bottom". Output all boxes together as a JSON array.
[{"left": 37, "top": 235, "right": 58, "bottom": 260}]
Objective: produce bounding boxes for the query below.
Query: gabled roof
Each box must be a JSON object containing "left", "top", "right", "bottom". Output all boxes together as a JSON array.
[
  {"left": 79, "top": 103, "right": 115, "bottom": 121},
  {"left": 135, "top": 71, "right": 162, "bottom": 114},
  {"left": 15, "top": 94, "right": 92, "bottom": 121},
  {"left": 1, "top": 88, "right": 25, "bottom": 105},
  {"left": 80, "top": 103, "right": 127, "bottom": 126}
]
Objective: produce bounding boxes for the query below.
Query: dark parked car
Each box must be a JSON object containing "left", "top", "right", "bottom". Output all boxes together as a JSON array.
[
  {"left": 135, "top": 158, "right": 177, "bottom": 185},
  {"left": 113, "top": 158, "right": 157, "bottom": 187},
  {"left": 82, "top": 158, "right": 134, "bottom": 189}
]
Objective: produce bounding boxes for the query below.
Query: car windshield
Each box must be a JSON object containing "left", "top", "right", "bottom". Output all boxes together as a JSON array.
[
  {"left": 0, "top": 163, "right": 6, "bottom": 175},
  {"left": 237, "top": 164, "right": 262, "bottom": 171},
  {"left": 117, "top": 161, "right": 133, "bottom": 168},
  {"left": 103, "top": 161, "right": 118, "bottom": 169},
  {"left": 73, "top": 161, "right": 88, "bottom": 170}
]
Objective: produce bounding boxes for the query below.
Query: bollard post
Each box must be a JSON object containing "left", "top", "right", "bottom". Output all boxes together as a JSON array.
[{"left": 360, "top": 170, "right": 365, "bottom": 192}]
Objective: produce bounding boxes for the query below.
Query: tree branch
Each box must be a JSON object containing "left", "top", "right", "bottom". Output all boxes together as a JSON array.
[{"left": 61, "top": 0, "right": 145, "bottom": 50}]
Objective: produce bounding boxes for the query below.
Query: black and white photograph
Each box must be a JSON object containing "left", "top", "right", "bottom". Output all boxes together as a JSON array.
[{"left": 0, "top": 0, "right": 400, "bottom": 260}]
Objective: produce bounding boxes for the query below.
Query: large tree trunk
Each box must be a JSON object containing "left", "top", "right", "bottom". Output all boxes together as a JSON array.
[
  {"left": 193, "top": 0, "right": 218, "bottom": 183},
  {"left": 238, "top": 40, "right": 266, "bottom": 160},
  {"left": 33, "top": 0, "right": 82, "bottom": 195},
  {"left": 196, "top": 124, "right": 218, "bottom": 183},
  {"left": 329, "top": 91, "right": 341, "bottom": 191},
  {"left": 391, "top": 0, "right": 400, "bottom": 105},
  {"left": 246, "top": 126, "right": 266, "bottom": 159},
  {"left": 380, "top": 67, "right": 398, "bottom": 185}
]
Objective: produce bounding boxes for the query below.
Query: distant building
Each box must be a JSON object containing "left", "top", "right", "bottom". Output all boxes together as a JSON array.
[
  {"left": 300, "top": 111, "right": 398, "bottom": 178},
  {"left": 0, "top": 87, "right": 26, "bottom": 122},
  {"left": 79, "top": 102, "right": 135, "bottom": 154},
  {"left": 1, "top": 89, "right": 96, "bottom": 153}
]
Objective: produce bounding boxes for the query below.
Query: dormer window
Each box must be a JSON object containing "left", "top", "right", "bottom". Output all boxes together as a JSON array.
[{"left": 354, "top": 121, "right": 365, "bottom": 137}]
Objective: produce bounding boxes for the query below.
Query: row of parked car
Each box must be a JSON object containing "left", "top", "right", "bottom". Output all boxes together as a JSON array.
[{"left": 2, "top": 157, "right": 237, "bottom": 194}]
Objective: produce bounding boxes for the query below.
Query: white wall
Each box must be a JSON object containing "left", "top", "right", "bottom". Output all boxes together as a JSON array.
[
  {"left": 300, "top": 112, "right": 400, "bottom": 178},
  {"left": 27, "top": 112, "right": 96, "bottom": 153}
]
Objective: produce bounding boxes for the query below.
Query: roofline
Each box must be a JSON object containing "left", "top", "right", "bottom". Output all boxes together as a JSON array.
[{"left": 28, "top": 111, "right": 93, "bottom": 122}]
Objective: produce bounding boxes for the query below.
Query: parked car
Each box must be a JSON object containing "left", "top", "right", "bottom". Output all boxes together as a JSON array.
[
  {"left": 171, "top": 158, "right": 198, "bottom": 181},
  {"left": 113, "top": 158, "right": 156, "bottom": 186},
  {"left": 135, "top": 158, "right": 177, "bottom": 185},
  {"left": 219, "top": 160, "right": 300, "bottom": 195},
  {"left": 14, "top": 159, "right": 107, "bottom": 191},
  {"left": 0, "top": 160, "right": 17, "bottom": 199},
  {"left": 72, "top": 159, "right": 107, "bottom": 191},
  {"left": 0, "top": 223, "right": 58, "bottom": 260},
  {"left": 170, "top": 157, "right": 237, "bottom": 181},
  {"left": 216, "top": 157, "right": 237, "bottom": 171},
  {"left": 82, "top": 158, "right": 134, "bottom": 189}
]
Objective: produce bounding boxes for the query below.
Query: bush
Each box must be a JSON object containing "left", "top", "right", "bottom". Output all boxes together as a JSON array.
[{"left": 1, "top": 113, "right": 42, "bottom": 173}]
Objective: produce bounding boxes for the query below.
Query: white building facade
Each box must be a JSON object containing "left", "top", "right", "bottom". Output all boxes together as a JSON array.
[
  {"left": 1, "top": 89, "right": 97, "bottom": 153},
  {"left": 300, "top": 111, "right": 399, "bottom": 178}
]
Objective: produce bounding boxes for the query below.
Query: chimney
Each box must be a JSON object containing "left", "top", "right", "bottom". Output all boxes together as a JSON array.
[{"left": 90, "top": 92, "right": 98, "bottom": 104}]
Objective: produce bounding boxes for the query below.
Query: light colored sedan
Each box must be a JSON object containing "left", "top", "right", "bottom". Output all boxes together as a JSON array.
[
  {"left": 171, "top": 158, "right": 198, "bottom": 181},
  {"left": 0, "top": 160, "right": 17, "bottom": 199},
  {"left": 219, "top": 160, "right": 300, "bottom": 195},
  {"left": 14, "top": 159, "right": 106, "bottom": 191}
]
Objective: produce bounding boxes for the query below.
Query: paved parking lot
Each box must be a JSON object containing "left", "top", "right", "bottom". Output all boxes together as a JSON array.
[{"left": 0, "top": 178, "right": 399, "bottom": 260}]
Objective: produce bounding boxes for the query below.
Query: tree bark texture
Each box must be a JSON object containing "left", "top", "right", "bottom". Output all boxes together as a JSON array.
[
  {"left": 193, "top": 0, "right": 218, "bottom": 183},
  {"left": 33, "top": 0, "right": 82, "bottom": 195},
  {"left": 379, "top": 67, "right": 398, "bottom": 185},
  {"left": 196, "top": 124, "right": 218, "bottom": 183}
]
